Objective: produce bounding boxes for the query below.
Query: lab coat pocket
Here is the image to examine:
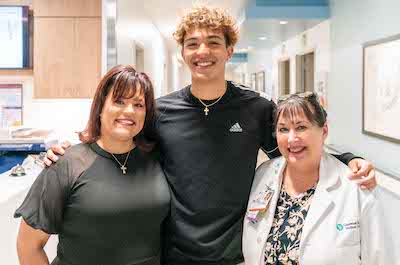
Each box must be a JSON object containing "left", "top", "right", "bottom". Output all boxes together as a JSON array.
[
  {"left": 335, "top": 218, "right": 360, "bottom": 247},
  {"left": 336, "top": 245, "right": 361, "bottom": 265}
]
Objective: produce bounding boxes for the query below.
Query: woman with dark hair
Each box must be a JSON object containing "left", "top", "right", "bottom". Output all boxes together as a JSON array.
[
  {"left": 243, "top": 93, "right": 386, "bottom": 265},
  {"left": 14, "top": 65, "right": 170, "bottom": 265}
]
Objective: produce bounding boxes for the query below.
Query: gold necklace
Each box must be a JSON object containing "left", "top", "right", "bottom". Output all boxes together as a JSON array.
[
  {"left": 110, "top": 150, "right": 131, "bottom": 174},
  {"left": 198, "top": 95, "right": 223, "bottom": 116},
  {"left": 194, "top": 82, "right": 227, "bottom": 116}
]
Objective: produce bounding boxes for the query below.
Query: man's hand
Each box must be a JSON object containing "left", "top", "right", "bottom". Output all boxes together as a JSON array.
[
  {"left": 348, "top": 158, "right": 377, "bottom": 190},
  {"left": 43, "top": 141, "right": 71, "bottom": 167}
]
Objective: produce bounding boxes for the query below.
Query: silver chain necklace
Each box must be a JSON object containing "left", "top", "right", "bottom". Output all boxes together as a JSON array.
[{"left": 110, "top": 150, "right": 131, "bottom": 174}]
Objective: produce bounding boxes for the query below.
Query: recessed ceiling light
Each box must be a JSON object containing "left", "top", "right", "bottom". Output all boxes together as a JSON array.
[
  {"left": 259, "top": 36, "right": 267, "bottom": 40},
  {"left": 280, "top": 21, "right": 288, "bottom": 25}
]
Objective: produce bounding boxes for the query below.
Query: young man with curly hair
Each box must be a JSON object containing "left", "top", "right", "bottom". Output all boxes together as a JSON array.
[
  {"left": 46, "top": 4, "right": 376, "bottom": 265},
  {"left": 154, "top": 4, "right": 375, "bottom": 265}
]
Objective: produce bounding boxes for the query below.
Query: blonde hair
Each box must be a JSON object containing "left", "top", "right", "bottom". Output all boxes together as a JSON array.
[{"left": 173, "top": 4, "right": 239, "bottom": 47}]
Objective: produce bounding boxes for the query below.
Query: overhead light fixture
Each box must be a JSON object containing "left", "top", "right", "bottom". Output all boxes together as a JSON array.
[
  {"left": 280, "top": 21, "right": 288, "bottom": 25},
  {"left": 259, "top": 36, "right": 267, "bottom": 40}
]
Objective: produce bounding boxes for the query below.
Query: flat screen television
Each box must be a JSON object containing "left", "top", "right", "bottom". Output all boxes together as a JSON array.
[{"left": 0, "top": 6, "right": 30, "bottom": 69}]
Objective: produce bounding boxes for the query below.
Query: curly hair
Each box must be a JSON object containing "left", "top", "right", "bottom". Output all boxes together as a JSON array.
[{"left": 173, "top": 4, "right": 239, "bottom": 47}]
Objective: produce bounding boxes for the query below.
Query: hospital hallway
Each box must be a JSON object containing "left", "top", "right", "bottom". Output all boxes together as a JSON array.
[{"left": 1, "top": 0, "right": 400, "bottom": 264}]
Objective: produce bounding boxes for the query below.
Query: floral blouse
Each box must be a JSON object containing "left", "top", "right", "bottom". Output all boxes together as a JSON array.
[{"left": 264, "top": 182, "right": 317, "bottom": 265}]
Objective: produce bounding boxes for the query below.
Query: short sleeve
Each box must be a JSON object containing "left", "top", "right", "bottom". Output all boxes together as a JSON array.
[{"left": 14, "top": 166, "right": 67, "bottom": 234}]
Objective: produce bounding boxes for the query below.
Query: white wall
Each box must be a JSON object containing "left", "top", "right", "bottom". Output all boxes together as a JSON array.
[
  {"left": 247, "top": 49, "right": 274, "bottom": 96},
  {"left": 270, "top": 20, "right": 331, "bottom": 102},
  {"left": 329, "top": 0, "right": 400, "bottom": 174},
  {"left": 169, "top": 52, "right": 191, "bottom": 92},
  {"left": 117, "top": 0, "right": 170, "bottom": 98},
  {"left": 0, "top": 76, "right": 90, "bottom": 143}
]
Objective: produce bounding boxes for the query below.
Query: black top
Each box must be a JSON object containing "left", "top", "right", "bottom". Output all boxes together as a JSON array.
[
  {"left": 155, "top": 81, "right": 356, "bottom": 265},
  {"left": 15, "top": 143, "right": 170, "bottom": 265}
]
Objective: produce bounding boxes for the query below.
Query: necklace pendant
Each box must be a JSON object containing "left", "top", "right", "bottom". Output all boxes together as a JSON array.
[
  {"left": 121, "top": 165, "right": 127, "bottom": 174},
  {"left": 204, "top": 107, "right": 209, "bottom": 116}
]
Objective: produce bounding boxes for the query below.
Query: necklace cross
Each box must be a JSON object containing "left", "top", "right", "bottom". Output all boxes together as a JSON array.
[
  {"left": 110, "top": 150, "right": 131, "bottom": 175},
  {"left": 120, "top": 165, "right": 127, "bottom": 174}
]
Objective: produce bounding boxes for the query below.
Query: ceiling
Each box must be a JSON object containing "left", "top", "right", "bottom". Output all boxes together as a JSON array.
[{"left": 236, "top": 18, "right": 324, "bottom": 51}]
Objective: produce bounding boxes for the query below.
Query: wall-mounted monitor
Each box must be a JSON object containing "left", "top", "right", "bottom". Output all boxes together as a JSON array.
[{"left": 0, "top": 6, "right": 30, "bottom": 69}]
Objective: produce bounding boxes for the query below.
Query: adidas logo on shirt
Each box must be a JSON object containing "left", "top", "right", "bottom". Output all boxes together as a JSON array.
[{"left": 229, "top": 122, "right": 243, "bottom": 133}]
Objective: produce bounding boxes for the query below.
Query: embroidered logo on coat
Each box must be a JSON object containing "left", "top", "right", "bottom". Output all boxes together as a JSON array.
[
  {"left": 336, "top": 221, "right": 360, "bottom": 231},
  {"left": 229, "top": 122, "right": 243, "bottom": 133}
]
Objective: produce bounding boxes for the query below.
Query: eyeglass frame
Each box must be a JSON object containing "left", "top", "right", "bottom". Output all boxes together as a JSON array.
[{"left": 276, "top": 92, "right": 327, "bottom": 125}]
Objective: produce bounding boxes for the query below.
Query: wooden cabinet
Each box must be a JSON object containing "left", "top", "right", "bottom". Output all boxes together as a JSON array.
[
  {"left": 33, "top": 0, "right": 101, "bottom": 17},
  {"left": 33, "top": 17, "right": 101, "bottom": 98},
  {"left": 32, "top": 0, "right": 101, "bottom": 98}
]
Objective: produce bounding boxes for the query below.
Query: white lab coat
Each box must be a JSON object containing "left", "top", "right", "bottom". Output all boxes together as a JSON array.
[{"left": 243, "top": 152, "right": 387, "bottom": 265}]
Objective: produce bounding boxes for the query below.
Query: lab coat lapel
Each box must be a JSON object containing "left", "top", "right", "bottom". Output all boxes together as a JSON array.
[{"left": 299, "top": 152, "right": 340, "bottom": 250}]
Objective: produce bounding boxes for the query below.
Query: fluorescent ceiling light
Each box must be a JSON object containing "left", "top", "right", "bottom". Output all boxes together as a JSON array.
[
  {"left": 259, "top": 36, "right": 267, "bottom": 40},
  {"left": 280, "top": 21, "right": 288, "bottom": 25}
]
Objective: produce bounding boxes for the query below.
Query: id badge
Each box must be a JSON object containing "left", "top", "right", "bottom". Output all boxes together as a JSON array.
[{"left": 246, "top": 189, "right": 274, "bottom": 222}]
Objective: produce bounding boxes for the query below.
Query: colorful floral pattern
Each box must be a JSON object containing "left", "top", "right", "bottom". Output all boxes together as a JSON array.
[{"left": 264, "top": 183, "right": 317, "bottom": 265}]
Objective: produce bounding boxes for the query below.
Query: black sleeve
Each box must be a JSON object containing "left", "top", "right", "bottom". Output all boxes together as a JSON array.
[
  {"left": 14, "top": 166, "right": 68, "bottom": 234},
  {"left": 260, "top": 100, "right": 281, "bottom": 159},
  {"left": 333, "top": 152, "right": 363, "bottom": 165}
]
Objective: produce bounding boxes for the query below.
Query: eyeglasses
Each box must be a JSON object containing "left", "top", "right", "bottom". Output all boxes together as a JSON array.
[
  {"left": 277, "top": 92, "right": 317, "bottom": 103},
  {"left": 277, "top": 92, "right": 327, "bottom": 121}
]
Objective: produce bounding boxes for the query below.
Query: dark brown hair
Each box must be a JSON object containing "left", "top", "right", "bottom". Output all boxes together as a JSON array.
[
  {"left": 274, "top": 93, "right": 327, "bottom": 128},
  {"left": 78, "top": 65, "right": 156, "bottom": 152}
]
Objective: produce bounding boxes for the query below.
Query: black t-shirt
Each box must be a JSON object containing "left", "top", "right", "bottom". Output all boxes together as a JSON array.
[
  {"left": 155, "top": 81, "right": 355, "bottom": 265},
  {"left": 15, "top": 142, "right": 170, "bottom": 265},
  {"left": 155, "top": 82, "right": 279, "bottom": 264}
]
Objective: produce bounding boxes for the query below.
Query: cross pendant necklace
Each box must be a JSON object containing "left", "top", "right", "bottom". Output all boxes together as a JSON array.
[
  {"left": 198, "top": 95, "right": 223, "bottom": 116},
  {"left": 110, "top": 150, "right": 131, "bottom": 175}
]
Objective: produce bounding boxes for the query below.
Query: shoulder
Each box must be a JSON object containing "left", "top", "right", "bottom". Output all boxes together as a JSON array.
[
  {"left": 323, "top": 152, "right": 378, "bottom": 204},
  {"left": 156, "top": 88, "right": 186, "bottom": 108},
  {"left": 51, "top": 143, "right": 97, "bottom": 178},
  {"left": 253, "top": 157, "right": 285, "bottom": 189},
  {"left": 228, "top": 81, "right": 276, "bottom": 112},
  {"left": 229, "top": 81, "right": 274, "bottom": 102}
]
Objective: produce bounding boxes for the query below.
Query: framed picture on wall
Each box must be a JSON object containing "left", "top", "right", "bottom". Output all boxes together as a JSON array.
[
  {"left": 362, "top": 33, "right": 400, "bottom": 144},
  {"left": 0, "top": 84, "right": 23, "bottom": 128},
  {"left": 250, "top": 73, "right": 256, "bottom": 90},
  {"left": 256, "top": 71, "right": 265, "bottom": 92}
]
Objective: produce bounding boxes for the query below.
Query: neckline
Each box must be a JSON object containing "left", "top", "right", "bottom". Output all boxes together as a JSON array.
[
  {"left": 183, "top": 80, "right": 234, "bottom": 106},
  {"left": 89, "top": 142, "right": 138, "bottom": 160}
]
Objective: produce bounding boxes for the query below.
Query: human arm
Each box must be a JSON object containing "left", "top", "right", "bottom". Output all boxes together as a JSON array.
[
  {"left": 360, "top": 187, "right": 388, "bottom": 264},
  {"left": 331, "top": 153, "right": 376, "bottom": 190},
  {"left": 17, "top": 219, "right": 51, "bottom": 265},
  {"left": 14, "top": 165, "right": 68, "bottom": 263}
]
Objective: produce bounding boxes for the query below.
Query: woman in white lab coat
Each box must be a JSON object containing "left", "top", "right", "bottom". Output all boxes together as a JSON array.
[{"left": 242, "top": 93, "right": 386, "bottom": 265}]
